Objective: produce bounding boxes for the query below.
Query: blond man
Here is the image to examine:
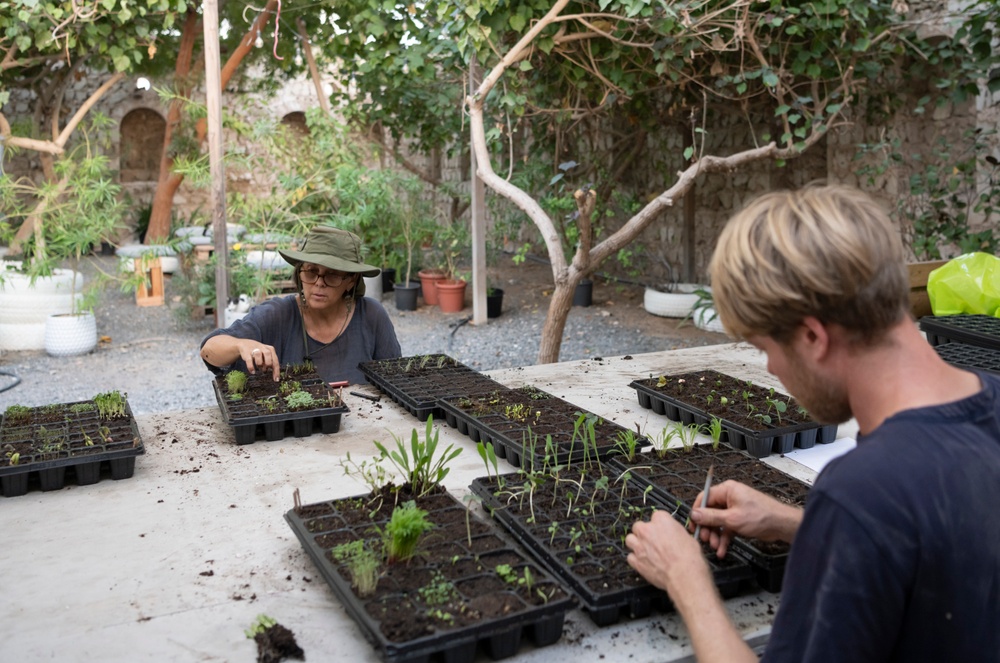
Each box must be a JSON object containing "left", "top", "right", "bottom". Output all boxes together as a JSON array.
[{"left": 626, "top": 184, "right": 1000, "bottom": 662}]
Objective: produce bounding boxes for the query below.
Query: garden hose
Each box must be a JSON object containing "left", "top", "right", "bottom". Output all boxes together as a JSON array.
[
  {"left": 447, "top": 316, "right": 473, "bottom": 352},
  {"left": 0, "top": 369, "right": 22, "bottom": 393}
]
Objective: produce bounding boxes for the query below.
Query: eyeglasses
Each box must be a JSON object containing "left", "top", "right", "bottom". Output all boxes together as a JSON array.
[{"left": 299, "top": 269, "right": 350, "bottom": 287}]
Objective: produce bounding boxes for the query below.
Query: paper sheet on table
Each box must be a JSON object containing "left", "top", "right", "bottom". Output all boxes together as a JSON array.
[{"left": 783, "top": 437, "right": 857, "bottom": 475}]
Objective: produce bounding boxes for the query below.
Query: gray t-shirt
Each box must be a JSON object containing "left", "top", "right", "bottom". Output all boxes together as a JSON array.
[{"left": 201, "top": 295, "right": 401, "bottom": 384}]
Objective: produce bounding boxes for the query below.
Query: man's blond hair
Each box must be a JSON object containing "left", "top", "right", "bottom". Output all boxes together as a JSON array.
[{"left": 709, "top": 184, "right": 909, "bottom": 343}]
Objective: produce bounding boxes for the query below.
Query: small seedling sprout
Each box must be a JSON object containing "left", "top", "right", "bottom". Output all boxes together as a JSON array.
[
  {"left": 384, "top": 500, "right": 433, "bottom": 563},
  {"left": 225, "top": 370, "right": 248, "bottom": 394}
]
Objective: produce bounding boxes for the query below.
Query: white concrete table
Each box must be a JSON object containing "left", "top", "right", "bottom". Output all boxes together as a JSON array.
[{"left": 1, "top": 343, "right": 857, "bottom": 662}]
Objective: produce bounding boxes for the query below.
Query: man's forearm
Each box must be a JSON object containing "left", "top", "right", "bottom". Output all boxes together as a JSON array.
[{"left": 667, "top": 568, "right": 759, "bottom": 663}]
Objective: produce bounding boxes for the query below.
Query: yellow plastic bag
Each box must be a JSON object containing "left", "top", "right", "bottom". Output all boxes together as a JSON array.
[{"left": 927, "top": 252, "right": 1000, "bottom": 317}]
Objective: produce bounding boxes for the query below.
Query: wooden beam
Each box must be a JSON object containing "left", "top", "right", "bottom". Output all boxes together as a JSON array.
[{"left": 203, "top": 0, "right": 229, "bottom": 322}]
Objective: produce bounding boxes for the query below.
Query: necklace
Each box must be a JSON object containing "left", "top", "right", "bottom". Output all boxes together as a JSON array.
[{"left": 303, "top": 300, "right": 352, "bottom": 359}]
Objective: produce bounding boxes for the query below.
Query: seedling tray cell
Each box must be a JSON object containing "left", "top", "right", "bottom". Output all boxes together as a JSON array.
[
  {"left": 212, "top": 370, "right": 348, "bottom": 445},
  {"left": 470, "top": 472, "right": 753, "bottom": 626},
  {"left": 440, "top": 385, "right": 649, "bottom": 470},
  {"left": 630, "top": 370, "right": 830, "bottom": 458},
  {"left": 285, "top": 487, "right": 575, "bottom": 663},
  {"left": 608, "top": 446, "right": 808, "bottom": 592},
  {"left": 931, "top": 340, "right": 1000, "bottom": 376},
  {"left": 919, "top": 314, "right": 1000, "bottom": 351},
  {"left": 0, "top": 399, "right": 146, "bottom": 497},
  {"left": 359, "top": 355, "right": 507, "bottom": 422}
]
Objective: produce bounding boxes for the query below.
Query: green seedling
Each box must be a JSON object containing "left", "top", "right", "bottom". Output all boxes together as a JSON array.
[
  {"left": 418, "top": 571, "right": 458, "bottom": 605},
  {"left": 3, "top": 404, "right": 32, "bottom": 424},
  {"left": 384, "top": 500, "right": 433, "bottom": 563},
  {"left": 331, "top": 540, "right": 380, "bottom": 597},
  {"left": 707, "top": 417, "right": 724, "bottom": 450},
  {"left": 225, "top": 370, "right": 248, "bottom": 394},
  {"left": 244, "top": 614, "right": 277, "bottom": 638},
  {"left": 279, "top": 380, "right": 301, "bottom": 396},
  {"left": 374, "top": 416, "right": 461, "bottom": 498},
  {"left": 284, "top": 390, "right": 316, "bottom": 410},
  {"left": 69, "top": 403, "right": 96, "bottom": 414},
  {"left": 93, "top": 390, "right": 127, "bottom": 419}
]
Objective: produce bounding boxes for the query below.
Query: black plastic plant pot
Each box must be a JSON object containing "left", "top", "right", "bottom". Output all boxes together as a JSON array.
[
  {"left": 630, "top": 370, "right": 828, "bottom": 459},
  {"left": 284, "top": 486, "right": 576, "bottom": 663},
  {"left": 381, "top": 267, "right": 396, "bottom": 293},
  {"left": 572, "top": 279, "right": 593, "bottom": 307},
  {"left": 359, "top": 355, "right": 506, "bottom": 423},
  {"left": 919, "top": 314, "right": 1000, "bottom": 351},
  {"left": 487, "top": 289, "right": 504, "bottom": 319},
  {"left": 470, "top": 472, "right": 754, "bottom": 627},
  {"left": 0, "top": 398, "right": 146, "bottom": 498},
  {"left": 394, "top": 281, "right": 420, "bottom": 311},
  {"left": 212, "top": 372, "right": 349, "bottom": 445},
  {"left": 931, "top": 340, "right": 1000, "bottom": 376}
]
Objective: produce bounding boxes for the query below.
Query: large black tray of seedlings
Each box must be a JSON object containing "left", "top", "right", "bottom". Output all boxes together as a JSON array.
[
  {"left": 213, "top": 362, "right": 348, "bottom": 445},
  {"left": 630, "top": 370, "right": 837, "bottom": 458},
  {"left": 608, "top": 443, "right": 810, "bottom": 593},
  {"left": 285, "top": 484, "right": 575, "bottom": 663},
  {"left": 439, "top": 384, "right": 648, "bottom": 469},
  {"left": 470, "top": 459, "right": 753, "bottom": 627},
  {"left": 931, "top": 340, "right": 1000, "bottom": 375},
  {"left": 359, "top": 354, "right": 506, "bottom": 422},
  {"left": 919, "top": 314, "right": 1000, "bottom": 351},
  {"left": 0, "top": 391, "right": 145, "bottom": 497}
]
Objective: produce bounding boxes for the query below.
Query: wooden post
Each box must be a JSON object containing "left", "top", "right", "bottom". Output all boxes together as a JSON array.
[
  {"left": 907, "top": 259, "right": 949, "bottom": 318},
  {"left": 470, "top": 56, "right": 487, "bottom": 325},
  {"left": 134, "top": 258, "right": 165, "bottom": 307},
  {"left": 203, "top": 0, "right": 228, "bottom": 326}
]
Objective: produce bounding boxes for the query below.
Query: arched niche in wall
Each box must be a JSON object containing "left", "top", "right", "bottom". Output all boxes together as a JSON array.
[
  {"left": 280, "top": 111, "right": 309, "bottom": 139},
  {"left": 120, "top": 108, "right": 166, "bottom": 182}
]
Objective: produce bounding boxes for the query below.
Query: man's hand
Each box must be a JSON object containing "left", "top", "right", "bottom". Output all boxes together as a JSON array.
[
  {"left": 626, "top": 510, "right": 710, "bottom": 593},
  {"left": 690, "top": 480, "right": 803, "bottom": 558}
]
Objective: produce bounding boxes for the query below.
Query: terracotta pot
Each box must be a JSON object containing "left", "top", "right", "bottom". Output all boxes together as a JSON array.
[
  {"left": 418, "top": 269, "right": 447, "bottom": 306},
  {"left": 436, "top": 279, "right": 467, "bottom": 313}
]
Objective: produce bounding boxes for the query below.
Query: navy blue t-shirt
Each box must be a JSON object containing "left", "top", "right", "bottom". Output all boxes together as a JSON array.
[
  {"left": 201, "top": 295, "right": 401, "bottom": 385},
  {"left": 762, "top": 371, "right": 1000, "bottom": 662}
]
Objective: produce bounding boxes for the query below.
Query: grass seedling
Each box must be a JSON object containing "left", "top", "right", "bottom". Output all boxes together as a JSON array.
[
  {"left": 374, "top": 415, "right": 462, "bottom": 498},
  {"left": 331, "top": 540, "right": 380, "bottom": 597},
  {"left": 384, "top": 500, "right": 433, "bottom": 563},
  {"left": 613, "top": 425, "right": 642, "bottom": 462},
  {"left": 675, "top": 421, "right": 702, "bottom": 452},
  {"left": 225, "top": 370, "right": 248, "bottom": 394},
  {"left": 707, "top": 417, "right": 724, "bottom": 450},
  {"left": 93, "top": 390, "right": 127, "bottom": 419},
  {"left": 653, "top": 423, "right": 682, "bottom": 457}
]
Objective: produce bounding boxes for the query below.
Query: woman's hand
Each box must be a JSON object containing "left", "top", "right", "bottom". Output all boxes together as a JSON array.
[{"left": 241, "top": 341, "right": 279, "bottom": 381}]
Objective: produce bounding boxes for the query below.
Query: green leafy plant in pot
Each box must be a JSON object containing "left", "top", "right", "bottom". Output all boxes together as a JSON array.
[{"left": 0, "top": 115, "right": 128, "bottom": 355}]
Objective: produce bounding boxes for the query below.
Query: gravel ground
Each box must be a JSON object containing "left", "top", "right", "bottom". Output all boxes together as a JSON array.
[{"left": 0, "top": 256, "right": 726, "bottom": 415}]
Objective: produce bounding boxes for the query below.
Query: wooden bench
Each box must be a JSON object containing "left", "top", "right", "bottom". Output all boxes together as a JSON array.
[{"left": 907, "top": 259, "right": 949, "bottom": 319}]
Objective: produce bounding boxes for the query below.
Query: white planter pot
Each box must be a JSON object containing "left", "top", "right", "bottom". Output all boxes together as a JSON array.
[
  {"left": 117, "top": 244, "right": 179, "bottom": 274},
  {"left": 44, "top": 312, "right": 98, "bottom": 357},
  {"left": 643, "top": 284, "right": 706, "bottom": 318},
  {"left": 0, "top": 267, "right": 82, "bottom": 351},
  {"left": 694, "top": 306, "right": 727, "bottom": 334},
  {"left": 244, "top": 250, "right": 287, "bottom": 272},
  {"left": 363, "top": 274, "right": 383, "bottom": 300}
]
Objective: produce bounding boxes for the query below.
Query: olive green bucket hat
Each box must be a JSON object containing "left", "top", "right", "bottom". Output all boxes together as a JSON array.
[{"left": 279, "top": 226, "right": 380, "bottom": 298}]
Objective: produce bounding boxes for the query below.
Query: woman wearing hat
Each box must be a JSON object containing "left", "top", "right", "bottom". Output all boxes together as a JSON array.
[{"left": 200, "top": 226, "right": 401, "bottom": 384}]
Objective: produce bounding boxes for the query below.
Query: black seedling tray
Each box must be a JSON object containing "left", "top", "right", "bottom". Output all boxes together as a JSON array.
[
  {"left": 607, "top": 445, "right": 808, "bottom": 592},
  {"left": 630, "top": 372, "right": 836, "bottom": 458},
  {"left": 920, "top": 314, "right": 1000, "bottom": 351},
  {"left": 285, "top": 488, "right": 575, "bottom": 663},
  {"left": 931, "top": 340, "right": 1000, "bottom": 375},
  {"left": 212, "top": 378, "right": 348, "bottom": 444},
  {"left": 359, "top": 354, "right": 506, "bottom": 422},
  {"left": 470, "top": 472, "right": 753, "bottom": 626},
  {"left": 440, "top": 386, "right": 648, "bottom": 470},
  {"left": 0, "top": 399, "right": 145, "bottom": 497}
]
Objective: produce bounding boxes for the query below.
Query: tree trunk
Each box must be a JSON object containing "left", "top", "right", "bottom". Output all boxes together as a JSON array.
[
  {"left": 145, "top": 9, "right": 200, "bottom": 243},
  {"left": 146, "top": 0, "right": 278, "bottom": 243},
  {"left": 537, "top": 276, "right": 581, "bottom": 364}
]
